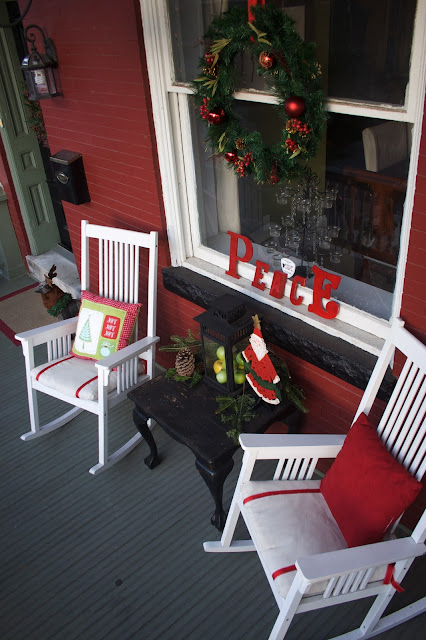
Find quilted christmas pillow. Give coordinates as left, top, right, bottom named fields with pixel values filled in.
left=71, top=291, right=141, bottom=361
left=321, top=412, right=422, bottom=547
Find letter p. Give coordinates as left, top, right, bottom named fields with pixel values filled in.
left=225, top=231, right=253, bottom=279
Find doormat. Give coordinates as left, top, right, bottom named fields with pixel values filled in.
left=0, top=285, right=56, bottom=345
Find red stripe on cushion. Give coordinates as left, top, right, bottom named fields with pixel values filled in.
left=272, top=565, right=296, bottom=580
left=243, top=488, right=321, bottom=504
left=36, top=356, right=74, bottom=381
left=75, top=376, right=98, bottom=398
left=383, top=563, right=404, bottom=593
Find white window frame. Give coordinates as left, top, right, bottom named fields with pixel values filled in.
left=140, top=0, right=426, bottom=354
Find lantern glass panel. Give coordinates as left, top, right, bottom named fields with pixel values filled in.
left=22, top=50, right=58, bottom=101
left=195, top=294, right=253, bottom=395
left=30, top=66, right=57, bottom=100
left=204, top=335, right=227, bottom=387
left=202, top=333, right=250, bottom=392
left=232, top=337, right=249, bottom=387
left=23, top=70, right=37, bottom=101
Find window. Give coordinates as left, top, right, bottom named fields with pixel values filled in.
left=140, top=0, right=426, bottom=347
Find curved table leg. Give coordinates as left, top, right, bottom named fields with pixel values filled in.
left=195, top=456, right=234, bottom=531
left=133, top=407, right=161, bottom=469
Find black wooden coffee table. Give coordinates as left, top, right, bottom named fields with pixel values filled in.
left=128, top=373, right=300, bottom=530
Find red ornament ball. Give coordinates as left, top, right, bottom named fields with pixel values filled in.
left=206, top=107, right=226, bottom=125
left=224, top=150, right=238, bottom=164
left=205, top=53, right=215, bottom=67
left=268, top=173, right=279, bottom=185
left=259, top=51, right=275, bottom=70
left=284, top=96, right=306, bottom=118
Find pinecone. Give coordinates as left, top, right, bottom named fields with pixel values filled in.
left=175, top=347, right=195, bottom=377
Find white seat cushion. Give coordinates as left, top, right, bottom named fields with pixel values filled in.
left=241, top=479, right=387, bottom=598
left=240, top=479, right=348, bottom=598
left=31, top=355, right=118, bottom=402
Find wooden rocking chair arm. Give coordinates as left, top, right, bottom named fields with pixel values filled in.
left=95, top=335, right=160, bottom=371
left=15, top=317, right=78, bottom=347
left=239, top=433, right=346, bottom=460
left=296, top=537, right=425, bottom=583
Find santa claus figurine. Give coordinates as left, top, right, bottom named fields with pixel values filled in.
left=243, top=315, right=281, bottom=404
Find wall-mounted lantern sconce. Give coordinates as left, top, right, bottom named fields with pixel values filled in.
left=21, top=24, right=59, bottom=101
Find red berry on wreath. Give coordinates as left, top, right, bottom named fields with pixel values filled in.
left=243, top=152, right=253, bottom=167
left=259, top=51, right=275, bottom=70
left=285, top=139, right=299, bottom=153
left=205, top=53, right=215, bottom=67
left=284, top=96, right=306, bottom=118
left=225, top=150, right=238, bottom=164
left=206, top=107, right=226, bottom=125
left=236, top=160, right=246, bottom=177
left=199, top=97, right=210, bottom=120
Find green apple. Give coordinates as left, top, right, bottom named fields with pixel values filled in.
left=216, top=370, right=227, bottom=384
left=216, top=345, right=226, bottom=361
left=235, top=351, right=245, bottom=368
left=234, top=370, right=246, bottom=385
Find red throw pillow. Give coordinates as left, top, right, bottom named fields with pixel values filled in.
left=71, top=291, right=141, bottom=361
left=321, top=413, right=422, bottom=547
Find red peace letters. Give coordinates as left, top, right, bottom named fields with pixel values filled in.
left=225, top=230, right=341, bottom=320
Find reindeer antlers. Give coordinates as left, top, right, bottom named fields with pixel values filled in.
left=45, top=265, right=57, bottom=287
left=47, top=265, right=57, bottom=279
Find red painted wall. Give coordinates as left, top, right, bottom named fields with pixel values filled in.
left=402, top=97, right=426, bottom=345
left=15, top=0, right=425, bottom=527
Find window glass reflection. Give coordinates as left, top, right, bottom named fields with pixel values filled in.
left=168, top=0, right=416, bottom=106
left=191, top=102, right=410, bottom=319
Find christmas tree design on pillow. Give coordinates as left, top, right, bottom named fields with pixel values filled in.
left=71, top=291, right=141, bottom=361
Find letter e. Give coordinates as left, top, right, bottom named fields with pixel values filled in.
left=308, top=265, right=341, bottom=319
left=252, top=261, right=270, bottom=291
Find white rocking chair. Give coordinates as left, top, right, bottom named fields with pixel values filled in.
left=16, top=220, right=159, bottom=475
left=204, top=319, right=426, bottom=640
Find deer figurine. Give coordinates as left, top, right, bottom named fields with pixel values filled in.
left=34, top=265, right=81, bottom=320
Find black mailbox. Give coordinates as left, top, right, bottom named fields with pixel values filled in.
left=49, top=150, right=90, bottom=205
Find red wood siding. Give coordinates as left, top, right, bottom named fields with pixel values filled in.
left=402, top=96, right=426, bottom=345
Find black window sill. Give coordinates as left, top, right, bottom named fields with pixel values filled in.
left=162, top=266, right=395, bottom=401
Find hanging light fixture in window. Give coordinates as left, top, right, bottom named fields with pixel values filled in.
left=21, top=24, right=59, bottom=101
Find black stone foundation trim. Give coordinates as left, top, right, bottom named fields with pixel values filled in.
left=162, top=266, right=395, bottom=401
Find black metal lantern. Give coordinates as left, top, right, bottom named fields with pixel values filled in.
left=194, top=295, right=253, bottom=396
left=21, top=24, right=58, bottom=101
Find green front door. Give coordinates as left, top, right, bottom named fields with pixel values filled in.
left=0, top=3, right=60, bottom=255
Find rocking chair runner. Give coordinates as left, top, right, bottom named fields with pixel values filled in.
left=15, top=220, right=159, bottom=475
left=204, top=319, right=426, bottom=640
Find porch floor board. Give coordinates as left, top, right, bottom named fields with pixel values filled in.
left=1, top=324, right=425, bottom=639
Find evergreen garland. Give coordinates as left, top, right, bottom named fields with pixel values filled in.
left=215, top=390, right=257, bottom=445
left=23, top=87, right=49, bottom=148
left=192, top=5, right=327, bottom=185
left=46, top=293, right=73, bottom=317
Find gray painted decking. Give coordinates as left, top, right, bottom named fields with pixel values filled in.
left=1, top=279, right=425, bottom=639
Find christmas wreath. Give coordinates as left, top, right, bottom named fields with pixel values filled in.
left=192, top=3, right=327, bottom=185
